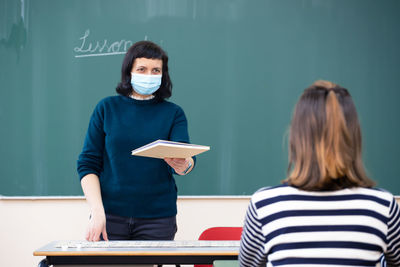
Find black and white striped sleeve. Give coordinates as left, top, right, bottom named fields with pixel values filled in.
left=239, top=198, right=267, bottom=267
left=385, top=197, right=400, bottom=265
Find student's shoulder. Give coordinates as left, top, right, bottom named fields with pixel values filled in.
left=254, top=183, right=292, bottom=194
left=355, top=186, right=396, bottom=203
left=251, top=184, right=294, bottom=203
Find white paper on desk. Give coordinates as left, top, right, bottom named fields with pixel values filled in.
left=131, top=140, right=210, bottom=159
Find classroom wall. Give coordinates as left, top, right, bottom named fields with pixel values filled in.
left=2, top=196, right=400, bottom=266
left=0, top=197, right=250, bottom=267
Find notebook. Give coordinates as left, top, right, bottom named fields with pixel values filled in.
left=131, top=140, right=210, bottom=159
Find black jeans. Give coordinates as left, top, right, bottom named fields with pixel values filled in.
left=102, top=213, right=177, bottom=240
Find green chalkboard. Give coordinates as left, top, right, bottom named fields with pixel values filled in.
left=1, top=0, right=399, bottom=196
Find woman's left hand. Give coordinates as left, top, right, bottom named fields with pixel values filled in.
left=164, top=157, right=193, bottom=175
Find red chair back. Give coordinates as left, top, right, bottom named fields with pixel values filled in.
left=195, top=227, right=243, bottom=267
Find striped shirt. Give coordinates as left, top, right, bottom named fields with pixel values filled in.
left=239, top=184, right=400, bottom=267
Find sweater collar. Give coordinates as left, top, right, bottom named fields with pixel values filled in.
left=119, top=95, right=160, bottom=105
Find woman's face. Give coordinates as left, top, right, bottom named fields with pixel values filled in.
left=131, top=57, right=162, bottom=75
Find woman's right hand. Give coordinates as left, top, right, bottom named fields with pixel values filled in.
left=81, top=174, right=108, bottom=242
left=86, top=210, right=108, bottom=241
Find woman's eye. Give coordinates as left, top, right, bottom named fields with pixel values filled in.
left=153, top=69, right=161, bottom=74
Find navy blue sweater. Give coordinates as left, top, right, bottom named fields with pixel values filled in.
left=77, top=95, right=192, bottom=218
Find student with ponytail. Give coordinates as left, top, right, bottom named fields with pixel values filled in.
left=239, top=81, right=400, bottom=266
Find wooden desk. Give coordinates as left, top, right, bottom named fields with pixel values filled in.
left=34, top=240, right=239, bottom=265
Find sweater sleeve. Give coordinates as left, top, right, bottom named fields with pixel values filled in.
left=76, top=101, right=105, bottom=180
left=169, top=106, right=190, bottom=143
left=385, top=196, right=400, bottom=265
left=239, top=198, right=267, bottom=267
left=168, top=105, right=197, bottom=170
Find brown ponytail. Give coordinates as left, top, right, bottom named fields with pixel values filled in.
left=318, top=90, right=352, bottom=179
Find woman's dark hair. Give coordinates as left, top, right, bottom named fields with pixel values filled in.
left=116, top=41, right=172, bottom=99
left=284, top=80, right=375, bottom=191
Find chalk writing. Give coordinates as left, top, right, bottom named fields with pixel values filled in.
left=74, top=29, right=133, bottom=58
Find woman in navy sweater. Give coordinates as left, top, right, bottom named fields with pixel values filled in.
left=77, top=41, right=194, bottom=242
left=239, top=81, right=400, bottom=266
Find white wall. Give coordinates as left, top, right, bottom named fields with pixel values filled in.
left=0, top=196, right=250, bottom=267
left=3, top=196, right=399, bottom=267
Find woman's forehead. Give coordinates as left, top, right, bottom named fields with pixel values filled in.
left=133, top=57, right=162, bottom=67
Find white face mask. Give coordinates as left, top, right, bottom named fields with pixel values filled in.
left=131, top=73, right=162, bottom=95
